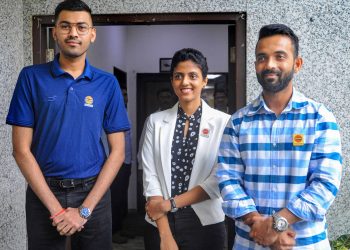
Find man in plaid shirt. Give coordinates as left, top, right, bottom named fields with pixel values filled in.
left=217, top=24, right=342, bottom=250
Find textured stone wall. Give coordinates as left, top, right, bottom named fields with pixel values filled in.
left=0, top=0, right=26, bottom=249
left=1, top=0, right=348, bottom=248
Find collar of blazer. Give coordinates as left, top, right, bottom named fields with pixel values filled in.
left=159, top=99, right=218, bottom=197
left=162, top=99, right=216, bottom=124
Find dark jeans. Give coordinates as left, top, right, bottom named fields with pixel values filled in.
left=226, top=216, right=236, bottom=250
left=110, top=163, right=131, bottom=233
left=144, top=207, right=226, bottom=250
left=26, top=178, right=112, bottom=250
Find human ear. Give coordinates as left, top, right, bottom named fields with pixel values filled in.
left=90, top=27, right=96, bottom=43
left=294, top=56, right=303, bottom=73
left=202, top=77, right=208, bottom=88
left=52, top=27, right=57, bottom=41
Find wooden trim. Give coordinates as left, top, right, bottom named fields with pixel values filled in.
left=92, top=12, right=240, bottom=25
left=235, top=13, right=247, bottom=110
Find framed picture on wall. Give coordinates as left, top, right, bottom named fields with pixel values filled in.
left=159, top=58, right=172, bottom=72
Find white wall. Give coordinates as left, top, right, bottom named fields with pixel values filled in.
left=89, top=24, right=229, bottom=209
left=88, top=26, right=127, bottom=73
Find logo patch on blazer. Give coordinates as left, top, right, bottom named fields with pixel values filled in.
left=200, top=128, right=210, bottom=138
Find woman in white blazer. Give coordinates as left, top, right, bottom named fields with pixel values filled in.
left=142, top=48, right=230, bottom=250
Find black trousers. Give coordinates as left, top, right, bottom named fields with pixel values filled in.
left=144, top=207, right=226, bottom=250
left=26, top=179, right=112, bottom=250
left=110, top=163, right=131, bottom=233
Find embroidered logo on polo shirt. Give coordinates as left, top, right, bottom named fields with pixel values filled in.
left=47, top=96, right=57, bottom=101
left=293, top=134, right=304, bottom=146
left=84, top=96, right=94, bottom=108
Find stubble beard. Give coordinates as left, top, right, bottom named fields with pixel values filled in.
left=57, top=37, right=89, bottom=59
left=257, top=69, right=294, bottom=93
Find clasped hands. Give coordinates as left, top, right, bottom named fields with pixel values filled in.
left=244, top=213, right=296, bottom=250
left=51, top=207, right=87, bottom=236
left=145, top=199, right=171, bottom=222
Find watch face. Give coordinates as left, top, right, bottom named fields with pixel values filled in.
left=276, top=218, right=288, bottom=230
left=277, top=219, right=287, bottom=228
left=80, top=207, right=91, bottom=218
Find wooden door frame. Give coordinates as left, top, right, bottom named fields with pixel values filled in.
left=33, top=12, right=246, bottom=110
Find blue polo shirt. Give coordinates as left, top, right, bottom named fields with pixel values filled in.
left=6, top=54, right=130, bottom=178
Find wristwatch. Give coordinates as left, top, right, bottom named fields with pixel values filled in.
left=169, top=197, right=178, bottom=213
left=78, top=205, right=91, bottom=220
left=272, top=212, right=289, bottom=232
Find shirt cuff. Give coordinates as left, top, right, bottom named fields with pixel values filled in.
left=287, top=195, right=326, bottom=222
left=222, top=199, right=257, bottom=219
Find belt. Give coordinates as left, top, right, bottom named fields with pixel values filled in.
left=45, top=176, right=97, bottom=189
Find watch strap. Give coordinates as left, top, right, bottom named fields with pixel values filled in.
left=169, top=197, right=178, bottom=213
left=272, top=212, right=288, bottom=232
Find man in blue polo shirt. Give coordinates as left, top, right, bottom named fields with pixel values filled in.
left=217, top=24, right=342, bottom=249
left=6, top=1, right=129, bottom=249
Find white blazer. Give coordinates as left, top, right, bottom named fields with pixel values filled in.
left=142, top=100, right=230, bottom=226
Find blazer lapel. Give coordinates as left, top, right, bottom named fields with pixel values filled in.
left=159, top=104, right=178, bottom=197
left=189, top=101, right=215, bottom=188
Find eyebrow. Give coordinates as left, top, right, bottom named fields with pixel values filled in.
left=256, top=52, right=266, bottom=57
left=174, top=71, right=199, bottom=74
left=58, top=21, right=89, bottom=25
left=274, top=50, right=288, bottom=55
left=256, top=50, right=288, bottom=57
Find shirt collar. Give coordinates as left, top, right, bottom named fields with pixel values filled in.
left=247, top=88, right=309, bottom=116
left=50, top=53, right=93, bottom=80
left=178, top=104, right=202, bottom=121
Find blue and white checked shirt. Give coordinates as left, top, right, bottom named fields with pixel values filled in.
left=217, top=89, right=342, bottom=250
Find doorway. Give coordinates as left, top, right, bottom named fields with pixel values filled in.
left=32, top=12, right=246, bottom=249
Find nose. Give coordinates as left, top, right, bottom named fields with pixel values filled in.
left=265, top=57, right=277, bottom=70
left=68, top=24, right=79, bottom=36
left=182, top=75, right=191, bottom=85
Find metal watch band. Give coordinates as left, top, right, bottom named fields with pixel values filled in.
left=272, top=212, right=288, bottom=232
left=169, top=197, right=178, bottom=213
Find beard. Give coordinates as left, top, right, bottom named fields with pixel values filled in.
left=257, top=68, right=294, bottom=93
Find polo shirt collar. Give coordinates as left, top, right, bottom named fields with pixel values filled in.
left=51, top=53, right=93, bottom=80
left=247, top=87, right=309, bottom=116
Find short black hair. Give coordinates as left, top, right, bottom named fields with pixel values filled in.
left=170, top=48, right=208, bottom=78
left=55, top=0, right=92, bottom=23
left=258, top=24, right=299, bottom=57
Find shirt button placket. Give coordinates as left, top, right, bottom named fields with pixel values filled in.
left=271, top=118, right=279, bottom=209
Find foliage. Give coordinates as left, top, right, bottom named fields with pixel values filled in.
left=331, top=234, right=350, bottom=250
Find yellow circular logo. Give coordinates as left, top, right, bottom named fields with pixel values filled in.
left=85, top=96, right=93, bottom=105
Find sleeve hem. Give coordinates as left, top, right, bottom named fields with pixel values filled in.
left=105, top=125, right=130, bottom=134
left=6, top=120, right=34, bottom=128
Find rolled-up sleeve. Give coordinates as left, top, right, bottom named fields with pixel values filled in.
left=199, top=161, right=222, bottom=199
left=287, top=106, right=342, bottom=221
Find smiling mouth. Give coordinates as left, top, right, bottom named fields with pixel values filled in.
left=65, top=40, right=81, bottom=45
left=264, top=73, right=278, bottom=78
left=181, top=88, right=192, bottom=94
